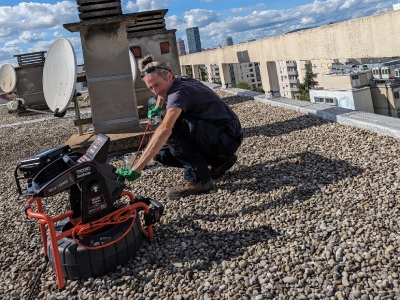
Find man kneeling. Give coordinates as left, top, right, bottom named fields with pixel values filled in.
left=116, top=54, right=243, bottom=199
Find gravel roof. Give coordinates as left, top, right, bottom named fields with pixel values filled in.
left=0, top=90, right=399, bottom=299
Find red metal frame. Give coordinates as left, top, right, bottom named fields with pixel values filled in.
left=24, top=191, right=153, bottom=289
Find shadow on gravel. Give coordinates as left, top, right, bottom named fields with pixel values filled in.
left=217, top=151, right=363, bottom=206
left=146, top=221, right=279, bottom=273
left=222, top=95, right=254, bottom=106
left=243, top=115, right=332, bottom=138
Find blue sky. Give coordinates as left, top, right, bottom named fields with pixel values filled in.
left=0, top=0, right=397, bottom=66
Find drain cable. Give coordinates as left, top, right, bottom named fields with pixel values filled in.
left=27, top=258, right=49, bottom=300
left=25, top=119, right=154, bottom=296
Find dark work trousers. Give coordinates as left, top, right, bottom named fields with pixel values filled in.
left=154, top=114, right=242, bottom=182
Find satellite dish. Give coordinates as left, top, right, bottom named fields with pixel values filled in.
left=129, top=51, right=137, bottom=82
left=43, top=38, right=77, bottom=114
left=0, top=63, right=17, bottom=93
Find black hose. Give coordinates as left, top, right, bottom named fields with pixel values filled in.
left=27, top=258, right=49, bottom=300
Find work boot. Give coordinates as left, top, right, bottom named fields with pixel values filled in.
left=210, top=155, right=237, bottom=179
left=167, top=179, right=213, bottom=199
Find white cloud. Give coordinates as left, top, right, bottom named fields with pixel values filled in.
left=0, top=1, right=78, bottom=38
left=184, top=9, right=220, bottom=28
left=0, top=46, right=22, bottom=65
left=125, top=0, right=168, bottom=12
left=300, top=17, right=315, bottom=25
left=231, top=3, right=267, bottom=14
left=5, top=31, right=47, bottom=47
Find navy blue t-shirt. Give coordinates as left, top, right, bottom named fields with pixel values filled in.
left=166, top=77, right=242, bottom=138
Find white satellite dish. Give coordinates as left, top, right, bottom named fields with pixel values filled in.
left=0, top=63, right=17, bottom=93
left=129, top=51, right=137, bottom=82
left=43, top=38, right=77, bottom=114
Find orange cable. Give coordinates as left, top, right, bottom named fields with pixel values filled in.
left=129, top=119, right=153, bottom=168
left=71, top=206, right=137, bottom=250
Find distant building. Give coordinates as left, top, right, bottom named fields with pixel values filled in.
left=276, top=60, right=300, bottom=98
left=230, top=62, right=262, bottom=89
left=224, top=36, right=233, bottom=46
left=309, top=70, right=400, bottom=118
left=176, top=38, right=186, bottom=55
left=394, top=3, right=400, bottom=10
left=309, top=71, right=374, bottom=113
left=186, top=27, right=202, bottom=54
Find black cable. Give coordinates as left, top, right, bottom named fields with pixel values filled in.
left=27, top=258, right=49, bottom=300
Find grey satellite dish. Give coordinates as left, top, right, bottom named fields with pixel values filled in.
left=43, top=38, right=77, bottom=115
left=0, top=63, right=17, bottom=93
left=129, top=51, right=137, bottom=82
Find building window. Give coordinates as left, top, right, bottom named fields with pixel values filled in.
left=314, top=97, right=336, bottom=105
left=160, top=42, right=170, bottom=54
left=130, top=46, right=142, bottom=58
left=351, top=75, right=359, bottom=80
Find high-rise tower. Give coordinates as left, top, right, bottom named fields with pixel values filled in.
left=176, top=37, right=186, bottom=55
left=186, top=27, right=202, bottom=53
left=224, top=36, right=233, bottom=46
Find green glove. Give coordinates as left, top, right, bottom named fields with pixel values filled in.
left=148, top=106, right=161, bottom=118
left=115, top=169, right=141, bottom=182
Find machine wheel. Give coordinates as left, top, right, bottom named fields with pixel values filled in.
left=47, top=215, right=143, bottom=280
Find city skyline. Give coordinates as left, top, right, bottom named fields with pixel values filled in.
left=0, top=0, right=398, bottom=66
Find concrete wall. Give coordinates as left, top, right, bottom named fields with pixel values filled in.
left=128, top=30, right=180, bottom=109
left=15, top=65, right=46, bottom=108
left=179, top=10, right=400, bottom=93
left=353, top=88, right=374, bottom=113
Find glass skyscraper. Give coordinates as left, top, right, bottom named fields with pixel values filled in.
left=186, top=27, right=202, bottom=53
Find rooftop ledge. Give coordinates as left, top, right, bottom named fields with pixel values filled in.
left=200, top=82, right=400, bottom=139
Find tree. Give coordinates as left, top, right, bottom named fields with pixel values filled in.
left=185, top=66, right=193, bottom=78
left=296, top=64, right=318, bottom=101
left=253, top=87, right=265, bottom=93
left=199, top=67, right=208, bottom=81
left=236, top=81, right=252, bottom=90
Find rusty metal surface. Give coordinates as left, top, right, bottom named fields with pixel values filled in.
left=77, top=0, right=120, bottom=4
left=13, top=52, right=46, bottom=67
left=76, top=0, right=122, bottom=21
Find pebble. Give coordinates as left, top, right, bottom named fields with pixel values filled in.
left=1, top=91, right=399, bottom=299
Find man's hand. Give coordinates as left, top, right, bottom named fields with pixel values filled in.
left=115, top=169, right=141, bottom=182
left=148, top=106, right=161, bottom=118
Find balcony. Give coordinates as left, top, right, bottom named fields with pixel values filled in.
left=290, top=86, right=300, bottom=92
left=287, top=70, right=298, bottom=76
left=286, top=62, right=297, bottom=67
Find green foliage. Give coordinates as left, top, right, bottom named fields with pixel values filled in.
left=185, top=66, right=193, bottom=78
left=236, top=81, right=252, bottom=90
left=296, top=64, right=318, bottom=101
left=199, top=67, right=207, bottom=81
left=253, top=87, right=265, bottom=93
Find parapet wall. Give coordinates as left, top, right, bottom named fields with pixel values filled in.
left=180, top=10, right=400, bottom=66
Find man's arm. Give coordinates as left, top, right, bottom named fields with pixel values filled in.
left=156, top=95, right=164, bottom=108
left=132, top=107, right=182, bottom=173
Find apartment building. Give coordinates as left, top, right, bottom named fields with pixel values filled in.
left=370, top=79, right=400, bottom=118
left=276, top=61, right=300, bottom=98
left=309, top=71, right=374, bottom=113
left=231, top=62, right=262, bottom=89
left=309, top=70, right=400, bottom=118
